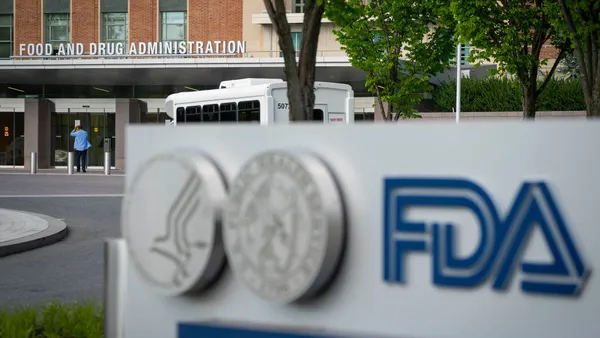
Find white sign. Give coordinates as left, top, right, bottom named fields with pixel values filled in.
left=117, top=122, right=599, bottom=338
left=74, top=120, right=80, bottom=127
left=18, top=40, right=246, bottom=57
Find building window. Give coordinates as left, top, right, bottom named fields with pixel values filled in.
left=102, top=13, right=128, bottom=45
left=46, top=13, right=70, bottom=51
left=160, top=12, right=187, bottom=43
left=0, top=15, right=13, bottom=59
left=280, top=32, right=302, bottom=57
left=293, top=0, right=305, bottom=13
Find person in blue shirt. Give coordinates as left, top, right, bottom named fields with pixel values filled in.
left=70, top=125, right=92, bottom=173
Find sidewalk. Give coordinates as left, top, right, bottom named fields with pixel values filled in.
left=0, top=208, right=68, bottom=257
left=0, top=168, right=125, bottom=176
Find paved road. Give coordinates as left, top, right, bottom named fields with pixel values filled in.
left=0, top=173, right=124, bottom=308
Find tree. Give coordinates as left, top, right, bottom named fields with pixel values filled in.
left=556, top=0, right=600, bottom=117
left=450, top=0, right=570, bottom=119
left=326, top=0, right=456, bottom=121
left=263, top=0, right=326, bottom=121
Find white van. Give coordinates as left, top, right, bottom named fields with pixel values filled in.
left=164, top=78, right=355, bottom=125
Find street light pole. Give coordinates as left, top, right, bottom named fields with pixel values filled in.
left=456, top=42, right=461, bottom=123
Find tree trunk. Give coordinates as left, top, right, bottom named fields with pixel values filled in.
left=522, top=86, right=537, bottom=119
left=585, top=82, right=600, bottom=118
left=262, top=0, right=324, bottom=121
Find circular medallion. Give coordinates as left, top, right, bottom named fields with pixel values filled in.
left=223, top=150, right=346, bottom=304
left=121, top=150, right=227, bottom=296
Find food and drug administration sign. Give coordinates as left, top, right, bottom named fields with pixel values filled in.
left=17, top=40, right=246, bottom=57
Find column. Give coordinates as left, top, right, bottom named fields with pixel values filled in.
left=115, top=99, right=147, bottom=170
left=24, top=98, right=55, bottom=170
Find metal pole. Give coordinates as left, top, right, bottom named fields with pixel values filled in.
left=104, top=152, right=111, bottom=175
left=456, top=43, right=462, bottom=123
left=67, top=152, right=75, bottom=175
left=30, top=152, right=37, bottom=174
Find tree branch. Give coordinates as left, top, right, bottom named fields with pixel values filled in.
left=537, top=41, right=569, bottom=96
left=558, top=0, right=590, bottom=87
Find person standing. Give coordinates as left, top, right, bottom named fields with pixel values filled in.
left=70, top=125, right=92, bottom=173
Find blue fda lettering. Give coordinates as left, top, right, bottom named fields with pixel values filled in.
left=382, top=178, right=591, bottom=296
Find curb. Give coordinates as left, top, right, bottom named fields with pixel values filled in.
left=0, top=210, right=69, bottom=258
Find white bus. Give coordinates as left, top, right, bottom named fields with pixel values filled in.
left=164, top=78, right=355, bottom=126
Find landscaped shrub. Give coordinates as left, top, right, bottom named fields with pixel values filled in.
left=432, top=76, right=585, bottom=112
left=0, top=301, right=103, bottom=338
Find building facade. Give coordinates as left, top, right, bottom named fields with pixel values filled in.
left=0, top=0, right=557, bottom=170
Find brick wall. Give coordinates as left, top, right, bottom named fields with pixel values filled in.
left=540, top=45, right=559, bottom=59
left=130, top=0, right=158, bottom=43
left=189, top=0, right=242, bottom=42
left=14, top=0, right=42, bottom=56
left=72, top=0, right=99, bottom=54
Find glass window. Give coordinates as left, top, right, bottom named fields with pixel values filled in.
left=313, top=109, right=324, bottom=121
left=176, top=107, right=185, bottom=123
left=0, top=15, right=12, bottom=59
left=238, top=101, right=261, bottom=123
left=280, top=32, right=302, bottom=57
left=102, top=13, right=128, bottom=45
left=160, top=11, right=187, bottom=42
left=185, top=106, right=202, bottom=122
left=46, top=13, right=70, bottom=51
left=202, top=104, right=219, bottom=122
left=355, top=112, right=374, bottom=122
left=293, top=0, right=305, bottom=13
left=220, top=103, right=237, bottom=122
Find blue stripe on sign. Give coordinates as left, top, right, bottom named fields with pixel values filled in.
left=178, top=323, right=339, bottom=338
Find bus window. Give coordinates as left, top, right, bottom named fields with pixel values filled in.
left=176, top=107, right=185, bottom=123
left=186, top=106, right=202, bottom=122
left=202, top=104, right=219, bottom=122
left=220, top=103, right=237, bottom=122
left=313, top=109, right=324, bottom=121
left=238, top=100, right=260, bottom=123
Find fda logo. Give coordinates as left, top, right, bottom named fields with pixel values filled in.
left=383, top=178, right=591, bottom=296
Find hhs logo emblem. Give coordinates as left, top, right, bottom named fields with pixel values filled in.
left=383, top=178, right=591, bottom=296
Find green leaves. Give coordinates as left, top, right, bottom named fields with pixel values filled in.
left=326, top=0, right=456, bottom=120
left=433, top=76, right=585, bottom=112
left=0, top=301, right=104, bottom=338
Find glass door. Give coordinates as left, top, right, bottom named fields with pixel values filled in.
left=53, top=110, right=115, bottom=167
left=54, top=110, right=91, bottom=166
left=88, top=111, right=116, bottom=167
left=89, top=113, right=105, bottom=166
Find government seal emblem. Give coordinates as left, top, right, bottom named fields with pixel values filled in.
left=223, top=150, right=346, bottom=304
left=121, top=150, right=227, bottom=296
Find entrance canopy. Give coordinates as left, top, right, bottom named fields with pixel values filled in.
left=0, top=57, right=366, bottom=86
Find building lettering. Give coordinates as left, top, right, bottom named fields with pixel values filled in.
left=18, top=41, right=247, bottom=57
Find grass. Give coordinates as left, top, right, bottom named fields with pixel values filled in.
left=0, top=301, right=103, bottom=338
